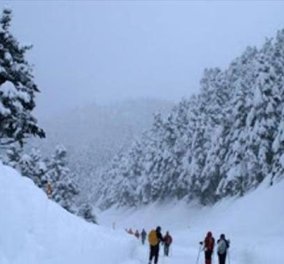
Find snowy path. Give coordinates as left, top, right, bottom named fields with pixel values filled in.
left=123, top=234, right=234, bottom=264
left=134, top=244, right=197, bottom=264
left=99, top=179, right=284, bottom=264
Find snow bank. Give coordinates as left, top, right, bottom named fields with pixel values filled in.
left=100, top=180, right=284, bottom=264
left=0, top=162, right=137, bottom=264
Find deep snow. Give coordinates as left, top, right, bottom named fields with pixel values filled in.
left=0, top=161, right=283, bottom=264
left=0, top=162, right=137, bottom=264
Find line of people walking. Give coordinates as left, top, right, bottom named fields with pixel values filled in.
left=126, top=226, right=173, bottom=264
left=125, top=227, right=172, bottom=256
left=127, top=226, right=229, bottom=264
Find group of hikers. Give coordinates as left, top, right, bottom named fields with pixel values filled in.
left=126, top=226, right=173, bottom=260
left=126, top=228, right=144, bottom=240
left=129, top=226, right=229, bottom=264
left=148, top=226, right=173, bottom=264
left=199, top=231, right=230, bottom=264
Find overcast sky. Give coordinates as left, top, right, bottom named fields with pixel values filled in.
left=2, top=1, right=284, bottom=118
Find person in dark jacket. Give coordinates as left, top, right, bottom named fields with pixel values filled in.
left=141, top=229, right=147, bottom=245
left=163, top=231, right=173, bottom=256
left=200, top=231, right=215, bottom=264
left=148, top=226, right=164, bottom=264
left=217, top=234, right=230, bottom=264
left=135, top=230, right=140, bottom=239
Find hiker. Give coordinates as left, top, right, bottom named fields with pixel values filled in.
left=163, top=231, right=173, bottom=256
left=148, top=226, right=164, bottom=264
left=128, top=228, right=134, bottom=235
left=46, top=181, right=52, bottom=198
left=141, top=229, right=147, bottom=245
left=135, top=230, right=140, bottom=239
left=200, top=231, right=215, bottom=264
left=217, top=234, right=230, bottom=264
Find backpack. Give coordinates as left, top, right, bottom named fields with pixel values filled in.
left=165, top=235, right=172, bottom=245
left=205, top=237, right=214, bottom=251
left=148, top=230, right=158, bottom=246
left=217, top=239, right=227, bottom=254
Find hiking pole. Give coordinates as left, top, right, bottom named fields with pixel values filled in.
left=227, top=249, right=230, bottom=264
left=196, top=243, right=202, bottom=264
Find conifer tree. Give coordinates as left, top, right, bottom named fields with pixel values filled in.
left=77, top=203, right=97, bottom=224
left=46, top=146, right=79, bottom=212
left=0, top=9, right=45, bottom=147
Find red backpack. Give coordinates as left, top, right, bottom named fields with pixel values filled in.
left=205, top=236, right=215, bottom=251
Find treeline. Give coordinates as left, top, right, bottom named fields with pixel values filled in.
left=97, top=29, right=284, bottom=208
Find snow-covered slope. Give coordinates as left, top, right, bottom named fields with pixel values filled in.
left=99, top=180, right=284, bottom=264
left=0, top=162, right=138, bottom=264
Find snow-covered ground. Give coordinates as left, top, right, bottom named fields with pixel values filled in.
left=0, top=162, right=137, bottom=264
left=1, top=161, right=283, bottom=264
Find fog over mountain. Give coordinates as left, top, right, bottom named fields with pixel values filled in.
left=29, top=98, right=173, bottom=203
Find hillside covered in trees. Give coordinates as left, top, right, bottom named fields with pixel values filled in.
left=31, top=99, right=173, bottom=204
left=96, top=29, right=284, bottom=208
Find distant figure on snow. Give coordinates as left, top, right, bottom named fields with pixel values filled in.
left=141, top=229, right=147, bottom=245
left=128, top=228, right=134, bottom=235
left=46, top=181, right=52, bottom=198
left=217, top=234, right=230, bottom=264
left=135, top=229, right=140, bottom=239
left=163, top=231, right=173, bottom=256
left=148, top=226, right=164, bottom=264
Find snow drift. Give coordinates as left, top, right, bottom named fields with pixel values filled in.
left=0, top=162, right=137, bottom=264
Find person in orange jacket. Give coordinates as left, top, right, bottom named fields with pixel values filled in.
left=46, top=181, right=52, bottom=198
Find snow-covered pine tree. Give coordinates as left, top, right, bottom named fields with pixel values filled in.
left=4, top=146, right=48, bottom=189
left=196, top=68, right=231, bottom=204
left=270, top=29, right=284, bottom=184
left=0, top=9, right=45, bottom=147
left=20, top=148, right=48, bottom=188
left=217, top=47, right=258, bottom=197
left=77, top=203, right=97, bottom=224
left=188, top=70, right=219, bottom=204
left=4, top=144, right=22, bottom=169
left=46, top=145, right=79, bottom=212
left=244, top=40, right=280, bottom=188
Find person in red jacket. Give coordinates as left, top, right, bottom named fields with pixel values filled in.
left=163, top=231, right=173, bottom=256
left=200, top=231, right=215, bottom=264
